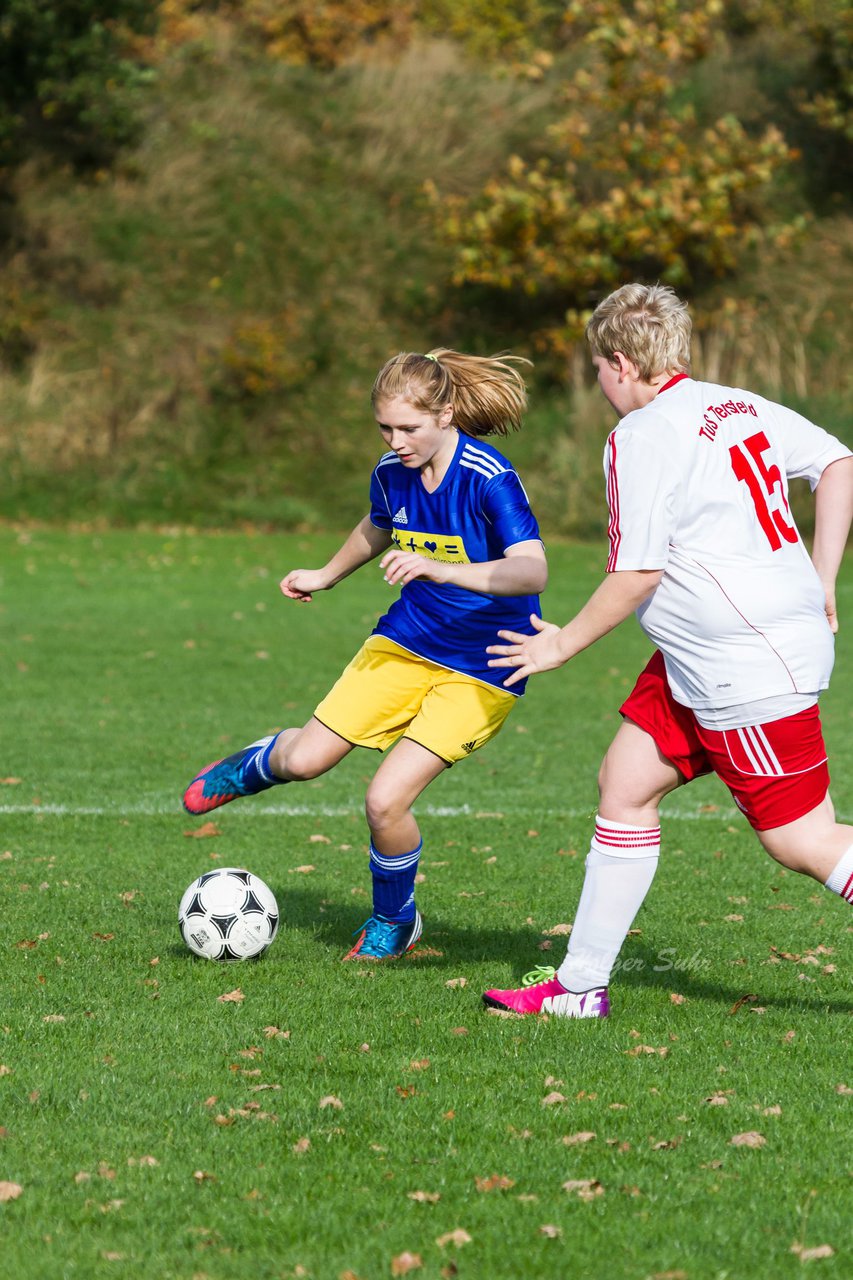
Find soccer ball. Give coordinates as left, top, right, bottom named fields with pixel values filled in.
left=178, top=868, right=279, bottom=961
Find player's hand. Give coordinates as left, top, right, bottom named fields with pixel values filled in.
left=486, top=614, right=567, bottom=688
left=279, top=569, right=329, bottom=602
left=825, top=586, right=839, bottom=634
left=380, top=549, right=448, bottom=588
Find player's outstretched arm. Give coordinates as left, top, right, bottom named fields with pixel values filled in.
left=811, top=455, right=853, bottom=634
left=280, top=516, right=393, bottom=602
left=488, top=569, right=662, bottom=688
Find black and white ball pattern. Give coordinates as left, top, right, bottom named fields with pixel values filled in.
left=178, top=868, right=279, bottom=960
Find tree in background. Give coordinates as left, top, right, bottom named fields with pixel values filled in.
left=430, top=0, right=802, bottom=352
left=153, top=0, right=565, bottom=70
left=0, top=1, right=154, bottom=181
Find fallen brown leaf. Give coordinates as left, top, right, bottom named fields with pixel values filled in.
left=539, top=1225, right=562, bottom=1238
left=728, top=994, right=759, bottom=1014
left=562, top=1178, right=604, bottom=1201
left=790, top=1243, right=835, bottom=1261
left=408, top=1190, right=440, bottom=1203
left=436, top=1229, right=472, bottom=1249
left=217, top=989, right=245, bottom=1003
left=475, top=1174, right=515, bottom=1192
left=319, top=1095, right=343, bottom=1110
left=183, top=821, right=221, bottom=839
left=730, top=1131, right=766, bottom=1148
left=0, top=1181, right=23, bottom=1201
left=391, top=1253, right=423, bottom=1275
left=562, top=1131, right=596, bottom=1145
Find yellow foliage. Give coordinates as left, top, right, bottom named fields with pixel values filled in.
left=149, top=1, right=415, bottom=67
left=218, top=312, right=311, bottom=399
left=432, top=0, right=799, bottom=350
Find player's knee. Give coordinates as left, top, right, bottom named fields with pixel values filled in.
left=364, top=783, right=406, bottom=832
left=597, top=749, right=626, bottom=808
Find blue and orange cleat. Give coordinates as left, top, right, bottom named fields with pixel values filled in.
left=183, top=736, right=278, bottom=815
left=342, top=911, right=423, bottom=961
left=482, top=966, right=610, bottom=1018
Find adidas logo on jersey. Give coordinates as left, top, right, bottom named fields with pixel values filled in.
left=461, top=740, right=477, bottom=754
left=392, top=507, right=408, bottom=525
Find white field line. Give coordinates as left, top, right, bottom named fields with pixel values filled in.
left=2, top=801, right=849, bottom=822
left=1, top=800, right=736, bottom=820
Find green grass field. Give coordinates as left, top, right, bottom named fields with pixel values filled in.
left=2, top=528, right=851, bottom=1279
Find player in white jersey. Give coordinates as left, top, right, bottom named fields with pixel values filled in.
left=481, top=282, right=853, bottom=1019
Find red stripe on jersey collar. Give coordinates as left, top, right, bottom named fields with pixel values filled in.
left=657, top=372, right=689, bottom=395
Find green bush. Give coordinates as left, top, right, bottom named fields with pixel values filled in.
left=0, top=1, right=155, bottom=173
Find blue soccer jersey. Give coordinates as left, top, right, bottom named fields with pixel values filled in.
left=368, top=432, right=542, bottom=693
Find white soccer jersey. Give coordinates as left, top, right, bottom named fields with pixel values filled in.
left=604, top=374, right=852, bottom=710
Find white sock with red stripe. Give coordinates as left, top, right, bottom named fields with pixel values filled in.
left=557, top=817, right=661, bottom=993
left=824, top=844, right=853, bottom=904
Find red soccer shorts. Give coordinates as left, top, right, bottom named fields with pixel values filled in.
left=620, top=651, right=830, bottom=832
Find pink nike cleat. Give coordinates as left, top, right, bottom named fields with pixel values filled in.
left=482, top=966, right=610, bottom=1018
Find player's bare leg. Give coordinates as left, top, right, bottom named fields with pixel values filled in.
left=597, top=718, right=684, bottom=825
left=345, top=738, right=448, bottom=961
left=757, top=794, right=853, bottom=901
left=267, top=716, right=354, bottom=781
left=364, top=737, right=448, bottom=854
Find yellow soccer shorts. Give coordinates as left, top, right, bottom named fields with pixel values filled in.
left=314, top=635, right=516, bottom=764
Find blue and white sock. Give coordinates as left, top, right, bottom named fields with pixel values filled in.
left=240, top=734, right=287, bottom=791
left=369, top=840, right=422, bottom=923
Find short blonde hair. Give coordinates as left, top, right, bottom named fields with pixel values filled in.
left=371, top=349, right=531, bottom=438
left=586, top=283, right=692, bottom=381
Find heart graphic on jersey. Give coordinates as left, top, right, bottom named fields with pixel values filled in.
left=424, top=540, right=438, bottom=553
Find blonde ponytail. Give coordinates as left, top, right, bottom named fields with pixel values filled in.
left=371, top=349, right=531, bottom=438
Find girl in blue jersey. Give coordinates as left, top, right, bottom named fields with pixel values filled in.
left=183, top=350, right=547, bottom=959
